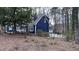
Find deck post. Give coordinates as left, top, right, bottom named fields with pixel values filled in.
left=35, top=25, right=36, bottom=35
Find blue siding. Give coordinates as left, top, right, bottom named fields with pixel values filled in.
left=36, top=15, right=49, bottom=32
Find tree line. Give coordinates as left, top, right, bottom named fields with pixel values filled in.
left=0, top=7, right=32, bottom=33
left=50, top=7, right=79, bottom=44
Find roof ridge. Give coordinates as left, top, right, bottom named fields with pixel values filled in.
left=34, top=14, right=46, bottom=25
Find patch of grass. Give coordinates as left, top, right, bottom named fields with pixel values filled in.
left=62, top=31, right=74, bottom=41
left=37, top=29, right=49, bottom=37
left=27, top=33, right=32, bottom=36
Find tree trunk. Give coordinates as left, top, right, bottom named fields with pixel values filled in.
left=72, top=7, right=79, bottom=43
left=24, top=24, right=28, bottom=38
left=74, top=8, right=79, bottom=44
left=53, top=13, right=57, bottom=33
left=64, top=8, right=70, bottom=41
left=12, top=8, right=17, bottom=33
left=66, top=8, right=69, bottom=40
left=13, top=21, right=16, bottom=33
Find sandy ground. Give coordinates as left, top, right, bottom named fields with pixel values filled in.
left=0, top=33, right=79, bottom=51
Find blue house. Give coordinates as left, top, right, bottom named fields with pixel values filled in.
left=4, top=14, right=49, bottom=34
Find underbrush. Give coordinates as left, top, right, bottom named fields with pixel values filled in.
left=37, top=29, right=49, bottom=37
left=62, top=31, right=74, bottom=41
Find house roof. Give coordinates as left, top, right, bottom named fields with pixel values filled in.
left=33, top=14, right=49, bottom=25
left=28, top=14, right=49, bottom=26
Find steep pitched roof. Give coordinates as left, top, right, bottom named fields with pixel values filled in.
left=33, top=14, right=49, bottom=25
left=28, top=14, right=49, bottom=26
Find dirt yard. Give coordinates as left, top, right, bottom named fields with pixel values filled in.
left=0, top=33, right=79, bottom=51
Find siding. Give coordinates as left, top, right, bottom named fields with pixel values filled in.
left=36, top=16, right=49, bottom=32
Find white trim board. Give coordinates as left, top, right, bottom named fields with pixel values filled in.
left=33, top=14, right=49, bottom=25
